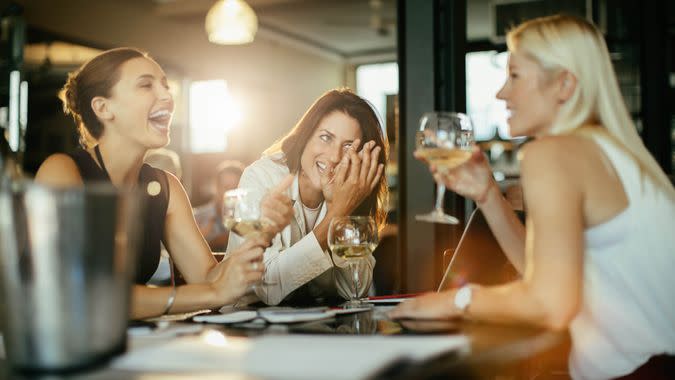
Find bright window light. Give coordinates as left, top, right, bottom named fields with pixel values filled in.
left=189, top=80, right=242, bottom=153
left=466, top=51, right=510, bottom=141
left=356, top=62, right=398, bottom=136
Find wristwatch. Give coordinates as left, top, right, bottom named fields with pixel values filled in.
left=454, top=284, right=473, bottom=314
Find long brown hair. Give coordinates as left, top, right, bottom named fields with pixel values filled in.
left=265, top=88, right=389, bottom=229
left=59, top=47, right=149, bottom=148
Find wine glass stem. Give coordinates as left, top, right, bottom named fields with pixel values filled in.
left=435, top=184, right=446, bottom=214
left=349, top=261, right=360, bottom=301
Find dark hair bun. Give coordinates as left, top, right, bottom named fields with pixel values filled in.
left=59, top=71, right=80, bottom=118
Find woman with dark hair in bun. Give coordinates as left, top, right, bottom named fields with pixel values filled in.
left=35, top=47, right=294, bottom=319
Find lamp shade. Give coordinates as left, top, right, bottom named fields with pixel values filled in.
left=205, top=0, right=258, bottom=45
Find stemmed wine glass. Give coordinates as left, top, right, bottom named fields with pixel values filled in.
left=222, top=188, right=276, bottom=286
left=328, top=216, right=378, bottom=309
left=415, top=112, right=475, bottom=224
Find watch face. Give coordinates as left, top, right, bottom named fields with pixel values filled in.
left=455, top=286, right=472, bottom=311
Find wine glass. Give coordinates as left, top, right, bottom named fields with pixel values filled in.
left=328, top=216, right=378, bottom=309
left=415, top=112, right=475, bottom=224
left=222, top=188, right=276, bottom=286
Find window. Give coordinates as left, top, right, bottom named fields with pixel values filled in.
left=188, top=80, right=242, bottom=153
left=356, top=62, right=398, bottom=135
left=466, top=50, right=510, bottom=141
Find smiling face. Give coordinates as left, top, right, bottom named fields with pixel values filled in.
left=299, top=110, right=363, bottom=191
left=496, top=51, right=561, bottom=137
left=102, top=57, right=174, bottom=148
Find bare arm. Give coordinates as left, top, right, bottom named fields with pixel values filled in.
left=475, top=180, right=527, bottom=273
left=36, top=155, right=264, bottom=319
left=392, top=139, right=584, bottom=330
left=425, top=147, right=526, bottom=273
left=162, top=172, right=218, bottom=282
left=130, top=240, right=265, bottom=319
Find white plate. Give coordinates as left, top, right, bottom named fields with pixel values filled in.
left=193, top=310, right=258, bottom=324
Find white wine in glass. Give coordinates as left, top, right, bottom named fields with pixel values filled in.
left=222, top=188, right=276, bottom=286
left=414, top=147, right=472, bottom=170
left=330, top=242, right=379, bottom=260
left=415, top=112, right=475, bottom=224
left=328, top=216, right=378, bottom=309
left=223, top=218, right=271, bottom=238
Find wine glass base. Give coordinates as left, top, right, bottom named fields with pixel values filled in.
left=342, top=300, right=372, bottom=309
left=415, top=211, right=459, bottom=225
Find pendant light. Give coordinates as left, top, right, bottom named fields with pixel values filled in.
left=205, top=0, right=258, bottom=45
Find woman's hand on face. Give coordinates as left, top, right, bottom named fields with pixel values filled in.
left=415, top=146, right=496, bottom=205
left=209, top=236, right=266, bottom=305
left=387, top=291, right=459, bottom=320
left=323, top=139, right=384, bottom=216
left=260, top=174, right=294, bottom=239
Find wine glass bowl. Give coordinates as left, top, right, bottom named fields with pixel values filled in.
left=328, top=216, right=378, bottom=309
left=222, top=188, right=275, bottom=287
left=415, top=112, right=475, bottom=224
left=222, top=188, right=270, bottom=237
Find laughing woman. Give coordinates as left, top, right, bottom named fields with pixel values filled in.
left=35, top=48, right=293, bottom=319
left=227, top=89, right=388, bottom=306
left=390, top=15, right=675, bottom=379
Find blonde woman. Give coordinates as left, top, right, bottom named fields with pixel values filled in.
left=390, top=15, right=675, bottom=379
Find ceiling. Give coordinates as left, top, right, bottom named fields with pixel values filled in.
left=150, top=0, right=397, bottom=60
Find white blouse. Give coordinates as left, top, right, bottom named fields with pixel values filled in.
left=226, top=154, right=376, bottom=306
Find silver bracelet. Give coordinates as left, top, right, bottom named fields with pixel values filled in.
left=163, top=285, right=177, bottom=315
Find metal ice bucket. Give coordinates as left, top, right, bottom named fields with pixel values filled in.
left=0, top=180, right=142, bottom=372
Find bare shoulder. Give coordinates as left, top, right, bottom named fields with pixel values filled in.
left=163, top=170, right=193, bottom=214
left=519, top=135, right=593, bottom=177
left=35, top=153, right=83, bottom=187
left=519, top=136, right=587, bottom=198
left=164, top=170, right=186, bottom=196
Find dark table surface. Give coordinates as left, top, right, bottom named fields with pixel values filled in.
left=0, top=306, right=568, bottom=380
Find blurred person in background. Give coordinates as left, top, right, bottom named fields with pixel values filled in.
left=35, top=47, right=293, bottom=319
left=145, top=147, right=183, bottom=180
left=227, top=88, right=388, bottom=306
left=390, top=15, right=675, bottom=380
left=194, top=160, right=245, bottom=251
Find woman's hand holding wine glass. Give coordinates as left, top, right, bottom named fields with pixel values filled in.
left=416, top=145, right=499, bottom=207
left=221, top=177, right=293, bottom=290
left=208, top=237, right=265, bottom=305
left=414, top=112, right=476, bottom=224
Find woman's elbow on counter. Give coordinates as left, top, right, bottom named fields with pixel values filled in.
left=541, top=299, right=580, bottom=331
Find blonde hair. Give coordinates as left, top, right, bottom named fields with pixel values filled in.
left=507, top=14, right=674, bottom=199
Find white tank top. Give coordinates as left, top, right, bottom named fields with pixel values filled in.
left=568, top=135, right=675, bottom=379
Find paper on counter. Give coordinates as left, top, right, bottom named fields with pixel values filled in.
left=244, top=335, right=470, bottom=380
left=114, top=330, right=469, bottom=379
left=114, top=330, right=250, bottom=372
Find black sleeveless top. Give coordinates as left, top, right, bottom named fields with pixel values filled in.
left=69, top=147, right=170, bottom=285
